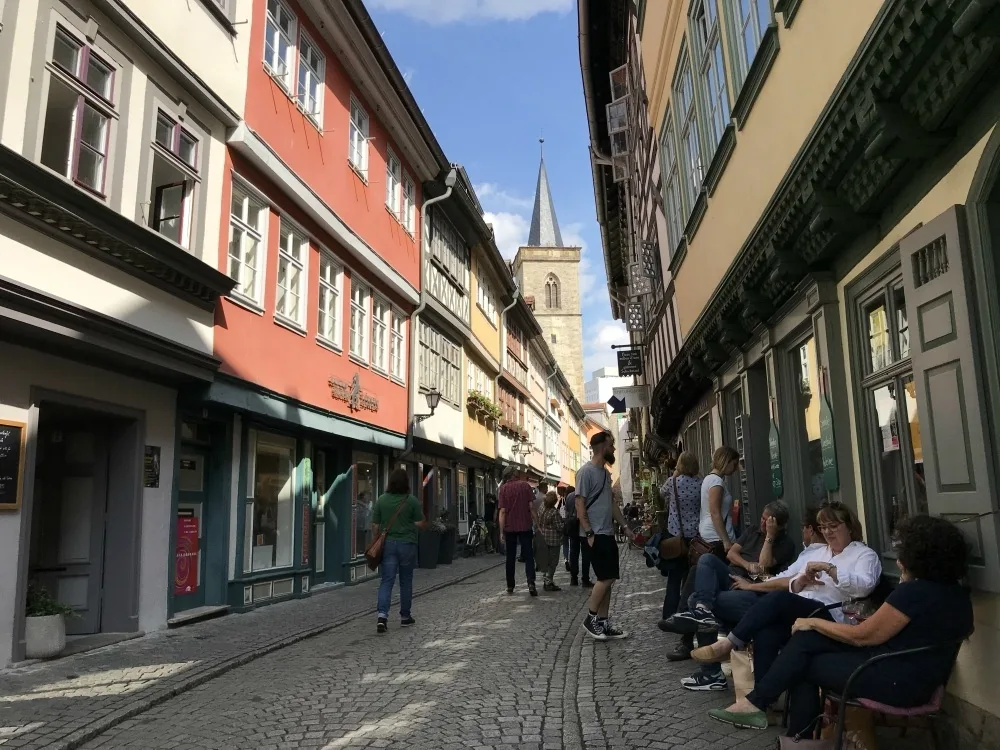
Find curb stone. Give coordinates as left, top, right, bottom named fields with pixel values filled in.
left=45, top=559, right=504, bottom=750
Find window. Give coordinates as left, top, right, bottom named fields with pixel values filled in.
left=350, top=280, right=370, bottom=361
left=477, top=272, right=497, bottom=325
left=264, top=0, right=296, bottom=91
left=385, top=148, right=401, bottom=216
left=551, top=334, right=557, bottom=344
left=793, top=337, right=826, bottom=508
left=371, top=296, right=389, bottom=373
left=402, top=173, right=416, bottom=233
left=390, top=309, right=406, bottom=383
left=429, top=209, right=469, bottom=289
left=545, top=274, right=561, bottom=309
left=41, top=26, right=116, bottom=196
left=317, top=252, right=343, bottom=347
left=660, top=114, right=685, bottom=253
left=692, top=0, right=730, bottom=150
left=276, top=221, right=307, bottom=326
left=728, top=0, right=772, bottom=84
left=349, top=96, right=369, bottom=175
left=353, top=454, right=377, bottom=559
left=297, top=33, right=324, bottom=123
left=148, top=111, right=200, bottom=247
left=245, top=431, right=295, bottom=571
left=228, top=182, right=267, bottom=305
left=674, top=52, right=703, bottom=207
left=419, top=322, right=461, bottom=405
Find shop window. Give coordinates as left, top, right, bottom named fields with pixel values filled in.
left=353, top=454, right=376, bottom=558
left=457, top=467, right=468, bottom=526
left=794, top=336, right=826, bottom=507
left=245, top=431, right=295, bottom=572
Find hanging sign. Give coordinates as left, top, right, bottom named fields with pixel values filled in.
left=144, top=445, right=161, bottom=489
left=329, top=374, right=379, bottom=412
left=768, top=398, right=784, bottom=498
left=174, top=514, right=199, bottom=595
left=617, top=348, right=643, bottom=377
left=818, top=367, right=840, bottom=492
left=0, top=420, right=26, bottom=510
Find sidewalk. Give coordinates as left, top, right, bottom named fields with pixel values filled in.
left=0, top=555, right=503, bottom=750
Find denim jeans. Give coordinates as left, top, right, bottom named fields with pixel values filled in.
left=377, top=539, right=417, bottom=619
left=689, top=554, right=734, bottom=609
left=505, top=530, right=535, bottom=588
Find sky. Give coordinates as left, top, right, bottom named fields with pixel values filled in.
left=366, top=0, right=629, bottom=386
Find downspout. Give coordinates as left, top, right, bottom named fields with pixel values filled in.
left=401, top=167, right=458, bottom=458
left=544, top=365, right=559, bottom=482
left=494, top=286, right=521, bottom=464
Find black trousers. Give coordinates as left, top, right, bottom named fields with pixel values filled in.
left=661, top=557, right=689, bottom=619
left=505, top=531, right=535, bottom=588
left=567, top=534, right=592, bottom=582
left=749, top=630, right=932, bottom=737
left=731, top=591, right=835, bottom=680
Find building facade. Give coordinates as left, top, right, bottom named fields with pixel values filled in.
left=582, top=0, right=1000, bottom=743
left=584, top=366, right=635, bottom=404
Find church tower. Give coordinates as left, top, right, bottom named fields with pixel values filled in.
left=513, top=147, right=585, bottom=402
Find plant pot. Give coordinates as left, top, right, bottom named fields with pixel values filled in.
left=25, top=614, right=65, bottom=659
left=438, top=528, right=457, bottom=564
left=418, top=529, right=441, bottom=569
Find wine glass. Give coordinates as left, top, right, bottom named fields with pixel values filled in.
left=842, top=601, right=862, bottom=625
left=748, top=563, right=762, bottom=583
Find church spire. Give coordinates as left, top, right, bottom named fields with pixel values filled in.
left=527, top=140, right=564, bottom=248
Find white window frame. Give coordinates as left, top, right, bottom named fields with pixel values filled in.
left=297, top=31, right=324, bottom=125
left=149, top=108, right=201, bottom=249
left=674, top=49, right=703, bottom=209
left=350, top=279, right=370, bottom=362
left=264, top=0, right=297, bottom=92
left=385, top=147, right=401, bottom=216
left=371, top=295, right=389, bottom=374
left=228, top=179, right=269, bottom=308
left=477, top=271, right=498, bottom=326
left=390, top=308, right=406, bottom=384
left=317, top=250, right=343, bottom=349
left=348, top=95, right=369, bottom=177
left=430, top=208, right=469, bottom=290
left=402, top=172, right=416, bottom=234
left=419, top=322, right=461, bottom=405
left=275, top=219, right=308, bottom=328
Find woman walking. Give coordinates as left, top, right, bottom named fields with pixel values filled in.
left=657, top=451, right=702, bottom=627
left=538, top=490, right=565, bottom=591
left=372, top=468, right=426, bottom=634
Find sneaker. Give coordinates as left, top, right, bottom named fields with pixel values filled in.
left=681, top=671, right=728, bottom=691
left=400, top=617, right=415, bottom=627
left=666, top=642, right=693, bottom=662
left=672, top=607, right=720, bottom=633
left=656, top=616, right=685, bottom=634
left=528, top=584, right=538, bottom=597
left=600, top=620, right=627, bottom=640
left=543, top=581, right=557, bottom=592
left=377, top=617, right=387, bottom=634
left=582, top=614, right=607, bottom=641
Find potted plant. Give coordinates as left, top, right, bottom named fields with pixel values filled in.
left=25, top=585, right=73, bottom=659
left=437, top=509, right=457, bottom=565
left=418, top=517, right=444, bottom=570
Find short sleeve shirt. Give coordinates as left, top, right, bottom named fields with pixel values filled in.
left=498, top=480, right=535, bottom=533
left=663, top=474, right=701, bottom=539
left=731, top=528, right=796, bottom=578
left=575, top=462, right=613, bottom=536
left=699, top=474, right=734, bottom=542
left=372, top=493, right=423, bottom=544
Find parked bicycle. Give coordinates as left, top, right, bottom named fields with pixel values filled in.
left=464, top=514, right=494, bottom=556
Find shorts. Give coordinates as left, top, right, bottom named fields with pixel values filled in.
left=588, top=534, right=620, bottom=581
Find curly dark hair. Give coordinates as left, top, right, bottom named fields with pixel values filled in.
left=896, top=515, right=969, bottom=584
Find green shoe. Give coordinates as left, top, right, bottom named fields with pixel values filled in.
left=708, top=707, right=768, bottom=730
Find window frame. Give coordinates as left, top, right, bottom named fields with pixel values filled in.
left=660, top=111, right=685, bottom=256
left=725, top=0, right=773, bottom=86
left=672, top=45, right=703, bottom=210
left=296, top=30, right=325, bottom=126
left=149, top=109, right=202, bottom=249
left=385, top=147, right=402, bottom=217
left=429, top=207, right=469, bottom=291
left=244, top=429, right=297, bottom=572
left=317, top=249, right=344, bottom=350
left=348, top=95, right=370, bottom=179
left=390, top=307, right=406, bottom=384
left=477, top=269, right=498, bottom=326
left=349, top=278, right=371, bottom=363
left=402, top=172, right=416, bottom=234
left=419, top=321, right=461, bottom=406
left=275, top=218, right=309, bottom=330
left=690, top=0, right=731, bottom=153
left=263, top=0, right=297, bottom=92
left=227, top=178, right=270, bottom=310
left=371, top=294, right=390, bottom=374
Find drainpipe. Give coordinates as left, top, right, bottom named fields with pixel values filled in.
left=544, top=365, right=559, bottom=483
left=494, top=284, right=521, bottom=464
left=401, top=166, right=459, bottom=459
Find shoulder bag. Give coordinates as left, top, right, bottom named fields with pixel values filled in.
left=687, top=474, right=729, bottom=567
left=364, top=495, right=410, bottom=571
left=658, top=475, right=689, bottom=561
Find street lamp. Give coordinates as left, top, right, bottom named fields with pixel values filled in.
left=415, top=388, right=441, bottom=423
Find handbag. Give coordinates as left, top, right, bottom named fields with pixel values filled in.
left=687, top=535, right=726, bottom=568
left=364, top=495, right=410, bottom=570
left=659, top=475, right=689, bottom=560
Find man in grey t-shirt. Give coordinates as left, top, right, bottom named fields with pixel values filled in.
left=577, top=431, right=635, bottom=641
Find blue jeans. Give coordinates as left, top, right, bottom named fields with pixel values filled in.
left=689, top=554, right=735, bottom=610
left=377, top=539, right=417, bottom=619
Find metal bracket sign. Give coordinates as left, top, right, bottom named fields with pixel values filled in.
left=611, top=385, right=651, bottom=409
left=617, top=348, right=643, bottom=376
left=329, top=374, right=379, bottom=413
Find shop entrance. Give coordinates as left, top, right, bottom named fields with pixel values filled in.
left=28, top=402, right=141, bottom=636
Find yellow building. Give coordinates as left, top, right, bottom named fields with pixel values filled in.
left=581, top=0, right=1000, bottom=743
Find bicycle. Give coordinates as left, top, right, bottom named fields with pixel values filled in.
left=465, top=515, right=494, bottom=556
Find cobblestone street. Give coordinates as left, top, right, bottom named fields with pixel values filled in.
left=5, top=548, right=779, bottom=749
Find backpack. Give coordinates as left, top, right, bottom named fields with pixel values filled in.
left=563, top=492, right=578, bottom=521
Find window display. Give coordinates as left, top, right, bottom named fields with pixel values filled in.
left=246, top=431, right=295, bottom=571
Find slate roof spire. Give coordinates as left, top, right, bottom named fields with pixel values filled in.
left=527, top=138, right=564, bottom=247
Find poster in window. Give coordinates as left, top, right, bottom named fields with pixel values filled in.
left=174, top=514, right=199, bottom=595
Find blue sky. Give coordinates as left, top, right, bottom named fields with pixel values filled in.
left=367, top=0, right=629, bottom=385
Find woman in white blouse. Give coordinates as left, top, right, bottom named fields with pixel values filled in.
left=692, top=500, right=881, bottom=682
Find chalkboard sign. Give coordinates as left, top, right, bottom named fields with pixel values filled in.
left=0, top=420, right=27, bottom=510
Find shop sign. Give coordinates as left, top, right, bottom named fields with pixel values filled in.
left=329, top=374, right=378, bottom=413
left=0, top=419, right=26, bottom=510
left=144, top=445, right=161, bottom=489
left=818, top=367, right=839, bottom=492
left=768, top=399, right=783, bottom=498
left=617, top=348, right=643, bottom=377
left=174, top=514, right=199, bottom=595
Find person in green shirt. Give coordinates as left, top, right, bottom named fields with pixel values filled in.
left=372, top=468, right=426, bottom=634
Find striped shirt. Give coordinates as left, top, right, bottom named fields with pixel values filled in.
left=498, top=480, right=535, bottom=533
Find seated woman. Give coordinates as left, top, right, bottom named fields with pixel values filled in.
left=706, top=515, right=972, bottom=734
left=691, top=501, right=881, bottom=683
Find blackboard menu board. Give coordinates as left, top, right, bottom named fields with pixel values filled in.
left=0, top=420, right=26, bottom=510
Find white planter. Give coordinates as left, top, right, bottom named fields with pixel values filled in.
left=25, top=614, right=66, bottom=659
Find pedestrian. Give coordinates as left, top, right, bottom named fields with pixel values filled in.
left=564, top=484, right=592, bottom=586
left=537, top=490, right=565, bottom=591
left=484, top=492, right=498, bottom=553
left=557, top=486, right=570, bottom=563
left=498, top=465, right=538, bottom=596
left=372, top=468, right=426, bottom=634
left=578, top=431, right=635, bottom=640
left=657, top=451, right=702, bottom=628
left=531, top=480, right=549, bottom=566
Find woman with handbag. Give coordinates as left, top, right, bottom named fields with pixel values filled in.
left=657, top=451, right=702, bottom=627
left=371, top=468, right=426, bottom=634
left=694, top=446, right=740, bottom=562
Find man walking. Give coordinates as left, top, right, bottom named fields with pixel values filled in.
left=577, top=431, right=634, bottom=639
left=498, top=465, right=537, bottom=596
left=564, top=485, right=593, bottom=587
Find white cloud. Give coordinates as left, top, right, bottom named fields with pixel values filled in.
left=584, top=320, right=629, bottom=379
left=402, top=68, right=416, bottom=84
left=368, top=0, right=572, bottom=24
left=483, top=211, right=529, bottom=260
left=562, top=222, right=598, bottom=300
left=475, top=183, right=532, bottom=211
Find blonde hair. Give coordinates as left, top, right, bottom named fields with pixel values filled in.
left=676, top=451, right=700, bottom=477
left=545, top=490, right=558, bottom=508
left=712, top=446, right=740, bottom=473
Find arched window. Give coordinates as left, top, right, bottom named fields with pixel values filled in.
left=545, top=274, right=561, bottom=309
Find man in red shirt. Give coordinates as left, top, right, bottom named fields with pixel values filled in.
left=498, top=465, right=538, bottom=596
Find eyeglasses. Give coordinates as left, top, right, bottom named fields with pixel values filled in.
left=818, top=521, right=845, bottom=533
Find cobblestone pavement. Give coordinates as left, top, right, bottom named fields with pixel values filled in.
left=62, top=550, right=779, bottom=750
left=0, top=555, right=503, bottom=749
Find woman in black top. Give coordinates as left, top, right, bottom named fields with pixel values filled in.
left=707, top=514, right=972, bottom=735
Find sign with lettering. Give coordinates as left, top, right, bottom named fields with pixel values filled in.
left=0, top=420, right=26, bottom=510
left=767, top=399, right=783, bottom=498
left=329, top=374, right=379, bottom=413
left=144, top=445, right=161, bottom=488
left=819, top=367, right=839, bottom=491
left=617, top=348, right=643, bottom=377
left=302, top=501, right=311, bottom=566
left=174, top=514, right=199, bottom=595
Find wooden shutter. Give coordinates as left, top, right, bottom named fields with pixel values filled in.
left=900, top=204, right=999, bottom=591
